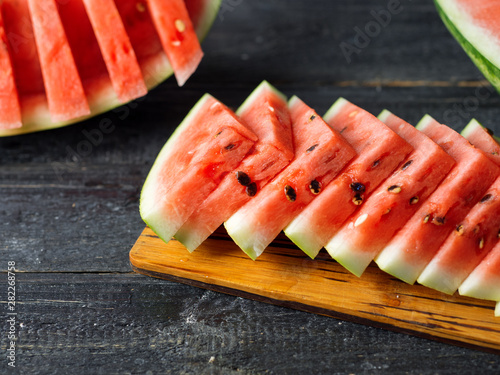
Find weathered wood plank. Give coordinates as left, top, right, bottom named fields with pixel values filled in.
left=0, top=272, right=499, bottom=374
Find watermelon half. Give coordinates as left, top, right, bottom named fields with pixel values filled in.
left=435, top=0, right=500, bottom=94
left=174, top=81, right=294, bottom=251
left=0, top=0, right=221, bottom=136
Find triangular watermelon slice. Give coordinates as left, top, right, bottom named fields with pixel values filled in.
left=322, top=111, right=455, bottom=277
left=0, top=10, right=21, bottom=129
left=175, top=81, right=294, bottom=251
left=140, top=94, right=257, bottom=245
left=417, top=117, right=500, bottom=294
left=375, top=115, right=499, bottom=284
left=147, top=0, right=203, bottom=86
left=225, top=96, right=357, bottom=260
left=284, top=99, right=413, bottom=260
left=27, top=0, right=90, bottom=122
left=82, top=0, right=148, bottom=103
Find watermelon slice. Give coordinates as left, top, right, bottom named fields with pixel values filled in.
left=147, top=0, right=203, bottom=86
left=0, top=0, right=220, bottom=136
left=322, top=111, right=455, bottom=277
left=418, top=176, right=500, bottom=294
left=375, top=115, right=499, bottom=284
left=225, top=96, right=357, bottom=260
left=0, top=9, right=21, bottom=129
left=140, top=94, right=257, bottom=245
left=284, top=99, right=413, bottom=260
left=461, top=118, right=500, bottom=165
left=27, top=0, right=90, bottom=122
left=175, top=81, right=294, bottom=251
left=82, top=0, right=147, bottom=103
left=417, top=116, right=500, bottom=294
left=435, top=0, right=500, bottom=94
left=459, top=241, right=500, bottom=301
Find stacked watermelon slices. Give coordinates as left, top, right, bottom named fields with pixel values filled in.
left=140, top=81, right=500, bottom=316
left=0, top=0, right=220, bottom=136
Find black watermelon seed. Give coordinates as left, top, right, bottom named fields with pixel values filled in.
left=309, top=114, right=317, bottom=121
left=284, top=185, right=296, bottom=201
left=309, top=179, right=321, bottom=195
left=372, top=160, right=380, bottom=168
left=388, top=185, right=402, bottom=194
left=246, top=182, right=257, bottom=197
left=402, top=160, right=413, bottom=170
left=352, top=194, right=363, bottom=206
left=409, top=196, right=419, bottom=205
left=480, top=194, right=493, bottom=203
left=433, top=216, right=446, bottom=225
left=306, top=144, right=319, bottom=153
left=236, top=171, right=251, bottom=186
left=225, top=143, right=236, bottom=151
left=350, top=182, right=366, bottom=193
left=423, top=214, right=430, bottom=223
left=456, top=224, right=465, bottom=236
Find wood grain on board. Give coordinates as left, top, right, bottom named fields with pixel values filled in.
left=130, top=226, right=500, bottom=354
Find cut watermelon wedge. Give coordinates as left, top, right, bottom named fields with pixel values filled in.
left=284, top=99, right=413, bottom=261
left=418, top=176, right=500, bottom=294
left=0, top=0, right=221, bottom=136
left=375, top=115, right=499, bottom=284
left=147, top=0, right=203, bottom=86
left=27, top=0, right=90, bottom=122
left=225, top=96, right=357, bottom=260
left=461, top=118, right=500, bottom=164
left=435, top=0, right=500, bottom=94
left=82, top=0, right=147, bottom=103
left=322, top=111, right=455, bottom=277
left=174, top=81, right=294, bottom=251
left=459, top=241, right=500, bottom=301
left=0, top=10, right=21, bottom=129
left=140, top=94, right=257, bottom=245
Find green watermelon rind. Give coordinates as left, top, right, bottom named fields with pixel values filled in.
left=434, top=0, right=500, bottom=95
left=0, top=0, right=221, bottom=137
left=139, top=93, right=217, bottom=245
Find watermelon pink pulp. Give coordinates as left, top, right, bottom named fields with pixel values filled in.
left=0, top=0, right=221, bottom=136
left=140, top=94, right=257, bottom=245
left=224, top=96, right=357, bottom=260
left=174, top=81, right=294, bottom=251
left=323, top=111, right=455, bottom=277
left=375, top=115, right=499, bottom=285
left=284, top=98, right=413, bottom=261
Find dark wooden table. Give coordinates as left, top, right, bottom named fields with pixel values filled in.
left=2, top=1, right=500, bottom=373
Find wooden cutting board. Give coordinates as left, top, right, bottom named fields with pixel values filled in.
left=130, top=226, right=500, bottom=354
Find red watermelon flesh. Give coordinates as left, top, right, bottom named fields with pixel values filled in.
left=140, top=94, right=257, bottom=245
left=147, top=0, right=203, bottom=86
left=323, top=111, right=455, bottom=277
left=175, top=81, right=294, bottom=252
left=56, top=0, right=114, bottom=111
left=2, top=0, right=47, bottom=124
left=418, top=176, right=500, bottom=294
left=284, top=99, right=413, bottom=260
left=27, top=0, right=90, bottom=122
left=459, top=241, right=500, bottom=302
left=82, top=0, right=147, bottom=104
left=224, top=96, right=357, bottom=260
left=0, top=10, right=21, bottom=129
left=461, top=118, right=500, bottom=166
left=375, top=115, right=499, bottom=285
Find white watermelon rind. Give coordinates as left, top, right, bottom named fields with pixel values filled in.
left=434, top=0, right=500, bottom=95
left=0, top=0, right=222, bottom=137
left=139, top=93, right=217, bottom=245
left=461, top=118, right=500, bottom=144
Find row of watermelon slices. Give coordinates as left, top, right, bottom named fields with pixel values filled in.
left=0, top=0, right=220, bottom=136
left=140, top=81, right=500, bottom=316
